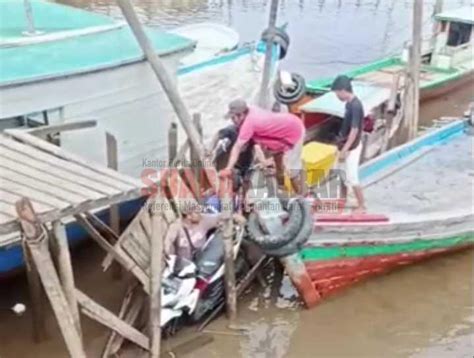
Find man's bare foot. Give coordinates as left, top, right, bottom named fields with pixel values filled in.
left=352, top=206, right=367, bottom=214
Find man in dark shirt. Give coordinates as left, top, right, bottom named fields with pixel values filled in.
left=331, top=75, right=366, bottom=213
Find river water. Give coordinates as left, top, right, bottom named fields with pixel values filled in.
left=0, top=1, right=473, bottom=357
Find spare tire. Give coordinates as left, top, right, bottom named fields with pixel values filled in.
left=261, top=28, right=290, bottom=60
left=263, top=199, right=313, bottom=257
left=274, top=73, right=306, bottom=105
left=246, top=198, right=305, bottom=250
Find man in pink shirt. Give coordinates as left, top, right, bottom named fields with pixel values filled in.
left=220, top=99, right=305, bottom=194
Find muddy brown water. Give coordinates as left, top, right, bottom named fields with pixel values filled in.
left=1, top=1, right=473, bottom=357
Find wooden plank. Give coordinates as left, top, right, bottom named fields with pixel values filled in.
left=0, top=201, right=19, bottom=217
left=1, top=187, right=57, bottom=212
left=22, top=240, right=47, bottom=342
left=106, top=132, right=121, bottom=239
left=75, top=289, right=149, bottom=351
left=122, top=230, right=151, bottom=271
left=0, top=148, right=120, bottom=196
left=24, top=120, right=97, bottom=137
left=101, top=285, right=144, bottom=357
left=0, top=166, right=88, bottom=203
left=258, top=0, right=279, bottom=108
left=149, top=213, right=164, bottom=357
left=51, top=221, right=81, bottom=335
left=4, top=130, right=141, bottom=188
left=16, top=198, right=86, bottom=357
left=75, top=214, right=150, bottom=291
left=0, top=157, right=104, bottom=200
left=0, top=139, right=134, bottom=193
left=0, top=179, right=71, bottom=210
left=220, top=176, right=237, bottom=322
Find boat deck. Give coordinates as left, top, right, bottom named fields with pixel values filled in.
left=366, top=132, right=473, bottom=221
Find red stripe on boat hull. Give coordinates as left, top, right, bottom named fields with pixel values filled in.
left=304, top=245, right=473, bottom=300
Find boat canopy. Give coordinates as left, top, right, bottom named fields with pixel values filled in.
left=434, top=7, right=474, bottom=25
left=300, top=81, right=391, bottom=117
left=0, top=0, right=196, bottom=86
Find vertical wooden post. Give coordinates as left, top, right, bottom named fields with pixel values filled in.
left=220, top=176, right=237, bottom=323
left=408, top=0, right=423, bottom=140
left=22, top=240, right=46, bottom=342
left=116, top=0, right=205, bottom=161
left=16, top=198, right=86, bottom=358
left=168, top=122, right=178, bottom=165
left=258, top=0, right=279, bottom=108
left=51, top=221, right=82, bottom=336
left=106, top=132, right=120, bottom=235
left=149, top=211, right=164, bottom=357
left=191, top=113, right=203, bottom=184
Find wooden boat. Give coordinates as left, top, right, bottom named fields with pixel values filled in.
left=171, top=22, right=240, bottom=66
left=284, top=80, right=401, bottom=190
left=0, top=0, right=279, bottom=178
left=291, top=119, right=474, bottom=305
left=286, top=6, right=474, bottom=109
left=0, top=2, right=282, bottom=276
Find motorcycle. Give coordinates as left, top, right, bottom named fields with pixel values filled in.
left=160, top=224, right=245, bottom=337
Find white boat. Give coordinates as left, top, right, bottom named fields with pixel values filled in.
left=171, top=22, right=240, bottom=66
left=0, top=0, right=281, bottom=178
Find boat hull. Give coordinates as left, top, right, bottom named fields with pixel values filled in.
left=301, top=235, right=474, bottom=301
left=0, top=198, right=144, bottom=278
left=420, top=69, right=474, bottom=101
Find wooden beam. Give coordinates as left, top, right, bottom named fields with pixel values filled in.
left=51, top=221, right=82, bottom=336
left=16, top=198, right=86, bottom=357
left=219, top=177, right=237, bottom=323
left=75, top=214, right=149, bottom=291
left=168, top=122, right=178, bottom=165
left=116, top=0, right=205, bottom=161
left=21, top=240, right=47, bottom=342
left=101, top=284, right=144, bottom=357
left=149, top=213, right=164, bottom=358
left=106, top=132, right=120, bottom=237
left=75, top=289, right=149, bottom=350
left=24, top=120, right=97, bottom=137
left=408, top=0, right=423, bottom=139
left=258, top=0, right=279, bottom=108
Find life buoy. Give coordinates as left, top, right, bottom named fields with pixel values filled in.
left=246, top=198, right=304, bottom=250
left=273, top=72, right=306, bottom=105
left=261, top=27, right=290, bottom=60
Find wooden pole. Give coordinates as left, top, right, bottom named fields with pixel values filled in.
left=191, top=113, right=203, bottom=185
left=51, top=221, right=82, bottom=337
left=219, top=176, right=237, bottom=323
left=106, top=132, right=120, bottom=236
left=409, top=0, right=423, bottom=140
left=16, top=198, right=86, bottom=358
left=115, top=0, right=205, bottom=161
left=22, top=240, right=46, bottom=342
left=168, top=122, right=178, bottom=165
left=149, top=212, right=164, bottom=357
left=258, top=0, right=279, bottom=108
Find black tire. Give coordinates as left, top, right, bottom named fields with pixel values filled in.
left=261, top=27, right=290, bottom=60
left=263, top=200, right=313, bottom=257
left=246, top=199, right=305, bottom=250
left=273, top=73, right=306, bottom=105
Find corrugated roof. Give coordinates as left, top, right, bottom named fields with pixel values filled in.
left=301, top=81, right=391, bottom=117
left=435, top=7, right=474, bottom=25
left=0, top=129, right=145, bottom=236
